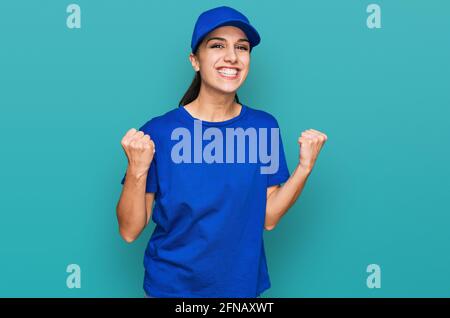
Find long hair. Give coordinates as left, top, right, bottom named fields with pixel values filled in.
left=178, top=63, right=240, bottom=107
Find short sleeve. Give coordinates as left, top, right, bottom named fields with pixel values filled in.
left=120, top=121, right=158, bottom=193
left=266, top=119, right=290, bottom=187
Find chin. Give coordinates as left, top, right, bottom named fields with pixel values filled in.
left=217, top=87, right=240, bottom=95
left=215, top=81, right=243, bottom=94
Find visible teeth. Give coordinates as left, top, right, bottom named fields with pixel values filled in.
left=218, top=68, right=238, bottom=75
left=219, top=72, right=237, bottom=77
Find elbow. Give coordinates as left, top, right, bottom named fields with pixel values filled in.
left=122, top=235, right=137, bottom=244
left=264, top=222, right=276, bottom=231
left=264, top=208, right=278, bottom=231
left=119, top=228, right=138, bottom=243
left=116, top=205, right=140, bottom=243
left=121, top=233, right=137, bottom=243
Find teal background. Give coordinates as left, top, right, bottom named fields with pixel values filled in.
left=0, top=0, right=449, bottom=297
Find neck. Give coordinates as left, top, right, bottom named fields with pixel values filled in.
left=187, top=84, right=241, bottom=122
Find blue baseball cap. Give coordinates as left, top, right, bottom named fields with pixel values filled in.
left=191, top=6, right=261, bottom=54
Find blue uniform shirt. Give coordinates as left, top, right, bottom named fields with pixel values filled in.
left=121, top=104, right=290, bottom=297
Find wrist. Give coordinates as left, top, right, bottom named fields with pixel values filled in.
left=297, top=163, right=313, bottom=176
left=127, top=165, right=149, bottom=180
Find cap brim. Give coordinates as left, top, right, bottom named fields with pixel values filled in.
left=193, top=19, right=261, bottom=53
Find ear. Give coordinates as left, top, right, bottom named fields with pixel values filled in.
left=189, top=53, right=200, bottom=72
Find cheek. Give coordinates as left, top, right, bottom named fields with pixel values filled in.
left=205, top=65, right=219, bottom=78
left=203, top=58, right=221, bottom=74
left=240, top=65, right=250, bottom=79
left=240, top=58, right=250, bottom=74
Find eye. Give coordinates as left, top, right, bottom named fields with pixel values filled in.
left=210, top=43, right=249, bottom=51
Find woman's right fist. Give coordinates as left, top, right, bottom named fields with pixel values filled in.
left=121, top=128, right=155, bottom=176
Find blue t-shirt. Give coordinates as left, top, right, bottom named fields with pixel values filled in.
left=121, top=104, right=290, bottom=298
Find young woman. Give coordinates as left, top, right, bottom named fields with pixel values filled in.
left=116, top=6, right=327, bottom=298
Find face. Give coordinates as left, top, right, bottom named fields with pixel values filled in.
left=189, top=26, right=251, bottom=95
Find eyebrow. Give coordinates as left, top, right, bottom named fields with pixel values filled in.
left=205, top=37, right=250, bottom=45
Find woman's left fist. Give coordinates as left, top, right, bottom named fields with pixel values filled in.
left=298, top=129, right=328, bottom=172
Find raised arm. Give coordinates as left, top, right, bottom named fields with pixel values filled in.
left=116, top=128, right=156, bottom=243
left=265, top=129, right=328, bottom=230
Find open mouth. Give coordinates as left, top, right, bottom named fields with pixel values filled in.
left=216, top=67, right=240, bottom=80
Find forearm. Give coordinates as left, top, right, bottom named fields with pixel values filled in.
left=116, top=166, right=148, bottom=242
left=265, top=164, right=312, bottom=230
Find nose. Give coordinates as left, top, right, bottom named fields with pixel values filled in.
left=223, top=46, right=238, bottom=64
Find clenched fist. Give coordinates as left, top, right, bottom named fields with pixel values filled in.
left=298, top=129, right=328, bottom=172
left=121, top=128, right=155, bottom=176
